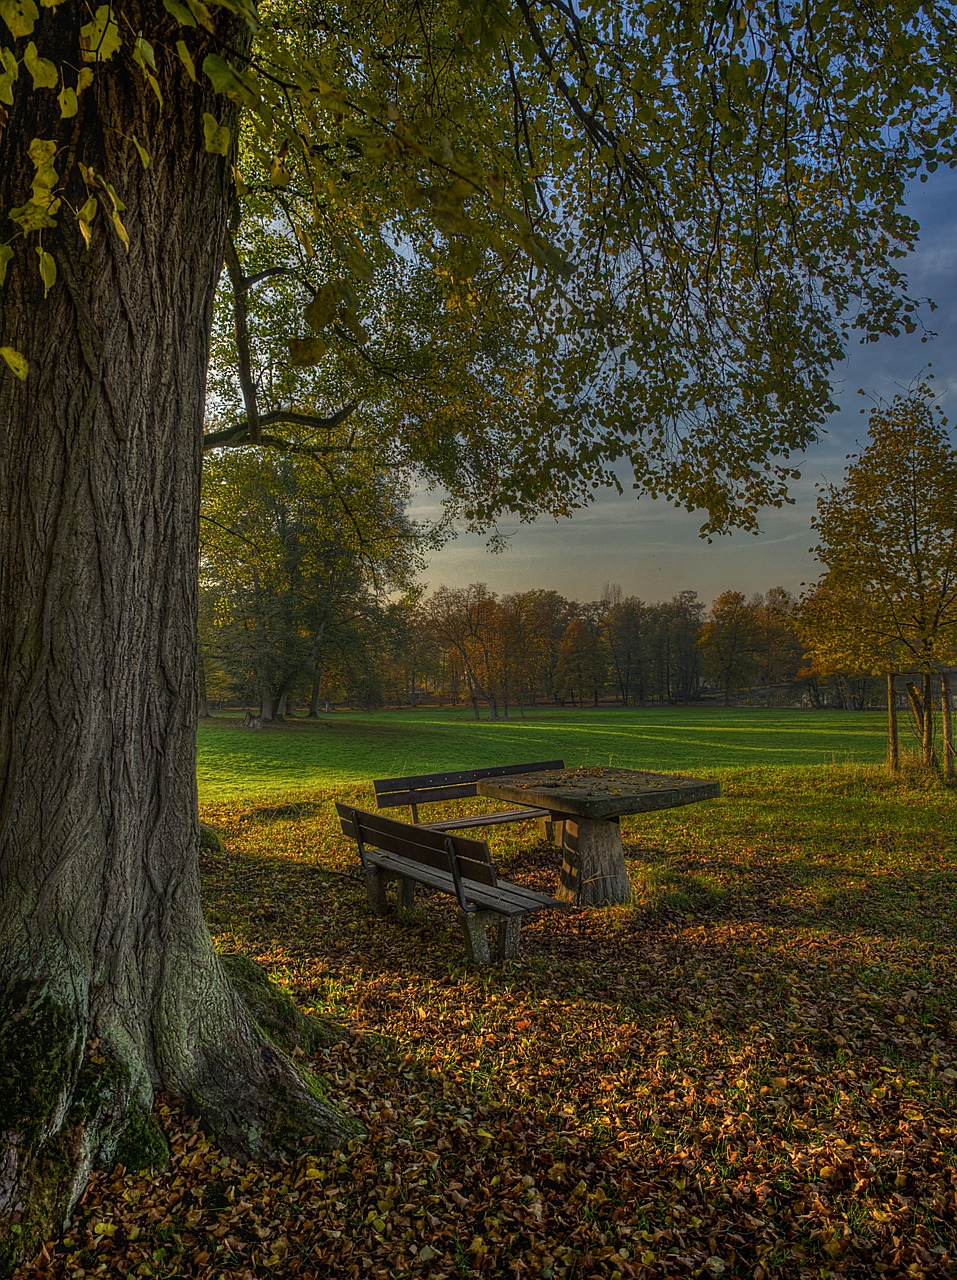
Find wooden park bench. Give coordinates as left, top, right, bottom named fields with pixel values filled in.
left=373, top=760, right=566, bottom=832
left=335, top=803, right=564, bottom=964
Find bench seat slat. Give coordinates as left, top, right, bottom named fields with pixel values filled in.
left=423, top=807, right=553, bottom=831
left=366, top=851, right=561, bottom=915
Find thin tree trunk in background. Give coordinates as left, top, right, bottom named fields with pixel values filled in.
left=923, top=672, right=935, bottom=771
left=198, top=657, right=211, bottom=719
left=942, top=672, right=954, bottom=783
left=886, top=672, right=899, bottom=773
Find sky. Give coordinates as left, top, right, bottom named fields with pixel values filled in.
left=411, top=166, right=957, bottom=609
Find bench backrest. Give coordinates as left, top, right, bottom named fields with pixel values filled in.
left=336, top=803, right=497, bottom=908
left=373, top=760, right=564, bottom=821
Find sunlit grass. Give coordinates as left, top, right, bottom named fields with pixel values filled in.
left=197, top=705, right=892, bottom=800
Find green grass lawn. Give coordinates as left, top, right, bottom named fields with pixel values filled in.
left=197, top=705, right=891, bottom=799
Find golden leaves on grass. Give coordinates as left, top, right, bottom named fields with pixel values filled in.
left=19, top=783, right=957, bottom=1280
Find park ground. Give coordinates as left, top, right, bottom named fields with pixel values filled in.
left=19, top=710, right=957, bottom=1280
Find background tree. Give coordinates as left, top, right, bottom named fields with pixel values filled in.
left=699, top=591, right=763, bottom=704
left=800, top=385, right=957, bottom=770
left=3, top=0, right=957, bottom=1267
left=200, top=444, right=421, bottom=721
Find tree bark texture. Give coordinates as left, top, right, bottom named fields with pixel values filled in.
left=0, top=7, right=354, bottom=1272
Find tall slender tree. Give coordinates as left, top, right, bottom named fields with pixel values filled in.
left=800, top=385, right=957, bottom=770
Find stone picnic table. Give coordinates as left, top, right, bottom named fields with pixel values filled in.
left=476, top=765, right=720, bottom=907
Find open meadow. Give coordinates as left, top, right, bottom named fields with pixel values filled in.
left=23, top=712, right=956, bottom=1280
left=196, top=706, right=891, bottom=799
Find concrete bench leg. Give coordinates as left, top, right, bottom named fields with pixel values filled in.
left=364, top=867, right=390, bottom=915
left=458, top=911, right=493, bottom=965
left=495, top=916, right=522, bottom=960
left=398, top=876, right=416, bottom=914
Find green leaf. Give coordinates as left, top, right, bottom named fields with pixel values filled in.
left=24, top=40, right=57, bottom=88
left=162, top=0, right=196, bottom=25
left=304, top=285, right=337, bottom=332
left=0, top=242, right=13, bottom=285
left=288, top=335, right=327, bottom=366
left=0, top=0, right=38, bottom=38
left=36, top=245, right=55, bottom=294
left=132, top=135, right=150, bottom=168
left=0, top=346, right=28, bottom=379
left=202, top=53, right=259, bottom=107
left=202, top=113, right=231, bottom=156
left=79, top=6, right=122, bottom=62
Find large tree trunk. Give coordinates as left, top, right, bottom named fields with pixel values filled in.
left=0, top=8, right=354, bottom=1273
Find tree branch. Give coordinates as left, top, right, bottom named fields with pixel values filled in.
left=202, top=403, right=359, bottom=453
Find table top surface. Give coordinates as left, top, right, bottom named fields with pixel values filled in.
left=477, top=766, right=720, bottom=819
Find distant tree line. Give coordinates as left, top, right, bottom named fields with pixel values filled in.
left=198, top=387, right=956, bottom=776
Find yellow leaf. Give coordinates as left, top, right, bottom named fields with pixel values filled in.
left=36, top=245, right=55, bottom=294
left=176, top=39, right=197, bottom=81
left=0, top=346, right=28, bottom=379
left=27, top=136, right=56, bottom=167
left=58, top=86, right=78, bottom=116
left=202, top=112, right=230, bottom=156
left=131, top=135, right=150, bottom=168
left=24, top=40, right=57, bottom=88
left=269, top=155, right=291, bottom=188
left=0, top=45, right=17, bottom=106
left=0, top=0, right=38, bottom=38
left=144, top=69, right=162, bottom=104
left=80, top=6, right=122, bottom=61
left=76, top=67, right=94, bottom=92
left=111, top=209, right=130, bottom=250
left=0, top=243, right=12, bottom=286
left=185, top=0, right=214, bottom=29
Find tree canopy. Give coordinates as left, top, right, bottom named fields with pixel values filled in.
left=4, top=0, right=957, bottom=529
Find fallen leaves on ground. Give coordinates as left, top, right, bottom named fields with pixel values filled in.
left=19, top=768, right=957, bottom=1280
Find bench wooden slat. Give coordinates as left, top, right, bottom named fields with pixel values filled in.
left=374, top=759, right=564, bottom=799
left=377, top=781, right=482, bottom=807
left=365, top=852, right=560, bottom=917
left=336, top=802, right=566, bottom=963
left=373, top=760, right=565, bottom=830
left=336, top=804, right=497, bottom=887
left=424, top=806, right=553, bottom=831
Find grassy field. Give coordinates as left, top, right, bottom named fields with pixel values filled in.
left=23, top=758, right=956, bottom=1280
left=196, top=706, right=891, bottom=799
